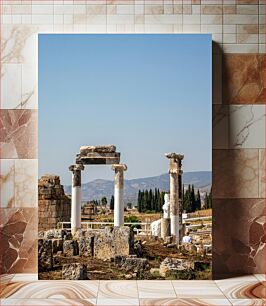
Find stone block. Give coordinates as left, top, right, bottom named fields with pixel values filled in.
left=93, top=226, right=134, bottom=260
left=52, top=239, right=63, bottom=254
left=62, top=263, right=87, bottom=280
left=79, top=237, right=94, bottom=257
left=63, top=240, right=79, bottom=256
left=38, top=239, right=53, bottom=271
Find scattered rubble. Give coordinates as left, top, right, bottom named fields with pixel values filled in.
left=159, top=257, right=194, bottom=277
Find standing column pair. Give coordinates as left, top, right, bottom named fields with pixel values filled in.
left=69, top=164, right=84, bottom=234
left=165, top=153, right=184, bottom=244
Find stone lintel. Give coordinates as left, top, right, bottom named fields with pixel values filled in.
left=69, top=164, right=84, bottom=172
left=79, top=152, right=120, bottom=158
left=112, top=164, right=127, bottom=171
left=76, top=157, right=120, bottom=165
left=80, top=145, right=116, bottom=155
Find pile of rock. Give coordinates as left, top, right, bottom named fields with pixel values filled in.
left=38, top=226, right=134, bottom=273
left=159, top=257, right=194, bottom=277
left=115, top=255, right=149, bottom=278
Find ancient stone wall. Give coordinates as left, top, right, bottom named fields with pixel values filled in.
left=38, top=175, right=71, bottom=231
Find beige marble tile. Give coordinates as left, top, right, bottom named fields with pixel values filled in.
left=213, top=149, right=259, bottom=198
left=11, top=274, right=38, bottom=282
left=0, top=299, right=96, bottom=305
left=96, top=299, right=139, bottom=305
left=229, top=105, right=265, bottom=149
left=98, top=281, right=138, bottom=299
left=215, top=277, right=265, bottom=299
left=0, top=274, right=14, bottom=287
left=229, top=299, right=266, bottom=305
left=1, top=64, right=22, bottom=109
left=258, top=149, right=265, bottom=198
left=139, top=298, right=232, bottom=305
left=137, top=281, right=176, bottom=298
left=21, top=62, right=38, bottom=109
left=172, top=280, right=225, bottom=298
left=254, top=274, right=266, bottom=283
left=1, top=281, right=99, bottom=299
left=0, top=110, right=38, bottom=159
left=0, top=159, right=15, bottom=208
left=14, top=159, right=38, bottom=208
left=222, top=44, right=258, bottom=53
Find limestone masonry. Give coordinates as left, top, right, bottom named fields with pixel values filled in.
left=38, top=175, right=71, bottom=231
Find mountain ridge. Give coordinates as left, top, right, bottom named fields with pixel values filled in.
left=64, top=171, right=211, bottom=203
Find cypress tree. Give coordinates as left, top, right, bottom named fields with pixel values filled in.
left=110, top=195, right=114, bottom=210
left=196, top=189, right=201, bottom=210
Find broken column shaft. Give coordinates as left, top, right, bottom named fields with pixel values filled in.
left=69, top=164, right=84, bottom=234
left=112, top=164, right=127, bottom=227
left=165, top=153, right=184, bottom=244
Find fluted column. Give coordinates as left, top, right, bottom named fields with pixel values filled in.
left=112, top=164, right=127, bottom=227
left=69, top=164, right=84, bottom=234
left=165, top=153, right=184, bottom=244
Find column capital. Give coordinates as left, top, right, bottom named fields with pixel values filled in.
left=69, top=164, right=84, bottom=172
left=165, top=153, right=184, bottom=161
left=111, top=164, right=127, bottom=171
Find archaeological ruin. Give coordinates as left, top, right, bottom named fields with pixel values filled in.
left=38, top=145, right=211, bottom=280
left=38, top=175, right=71, bottom=231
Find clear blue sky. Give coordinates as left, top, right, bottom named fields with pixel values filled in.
left=39, top=34, right=211, bottom=185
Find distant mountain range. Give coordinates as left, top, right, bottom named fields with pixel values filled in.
left=64, top=171, right=211, bottom=204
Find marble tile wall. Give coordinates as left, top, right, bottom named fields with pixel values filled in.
left=0, top=0, right=265, bottom=278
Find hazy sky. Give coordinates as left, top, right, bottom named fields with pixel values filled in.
left=39, top=34, right=211, bottom=185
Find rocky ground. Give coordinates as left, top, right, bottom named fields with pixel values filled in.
left=39, top=236, right=211, bottom=280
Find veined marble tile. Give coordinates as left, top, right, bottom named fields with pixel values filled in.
left=222, top=54, right=264, bottom=104
left=229, top=300, right=266, bottom=306
left=222, top=44, right=259, bottom=54
left=0, top=208, right=38, bottom=274
left=0, top=110, right=37, bottom=159
left=172, top=280, right=225, bottom=298
left=215, top=280, right=265, bottom=299
left=14, top=159, right=38, bottom=208
left=11, top=274, right=38, bottom=282
left=229, top=105, right=265, bottom=149
left=213, top=149, right=259, bottom=198
left=258, top=149, right=265, bottom=198
left=213, top=199, right=266, bottom=277
left=0, top=274, right=14, bottom=288
left=137, top=281, right=176, bottom=298
left=0, top=299, right=96, bottom=305
left=254, top=274, right=266, bottom=282
left=98, top=281, right=138, bottom=299
left=139, top=298, right=232, bottom=305
left=96, top=299, right=139, bottom=305
left=213, top=105, right=229, bottom=149
left=1, top=281, right=99, bottom=299
left=21, top=62, right=38, bottom=109
left=1, top=25, right=38, bottom=66
left=1, top=64, right=22, bottom=109
left=0, top=159, right=15, bottom=208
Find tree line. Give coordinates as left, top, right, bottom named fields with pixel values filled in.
left=137, top=188, right=166, bottom=213
left=137, top=185, right=212, bottom=214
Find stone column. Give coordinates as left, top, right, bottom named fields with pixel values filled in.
left=165, top=153, right=184, bottom=244
left=112, top=164, right=127, bottom=227
left=69, top=164, right=84, bottom=234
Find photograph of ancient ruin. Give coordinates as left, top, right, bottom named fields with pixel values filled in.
left=38, top=34, right=212, bottom=280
